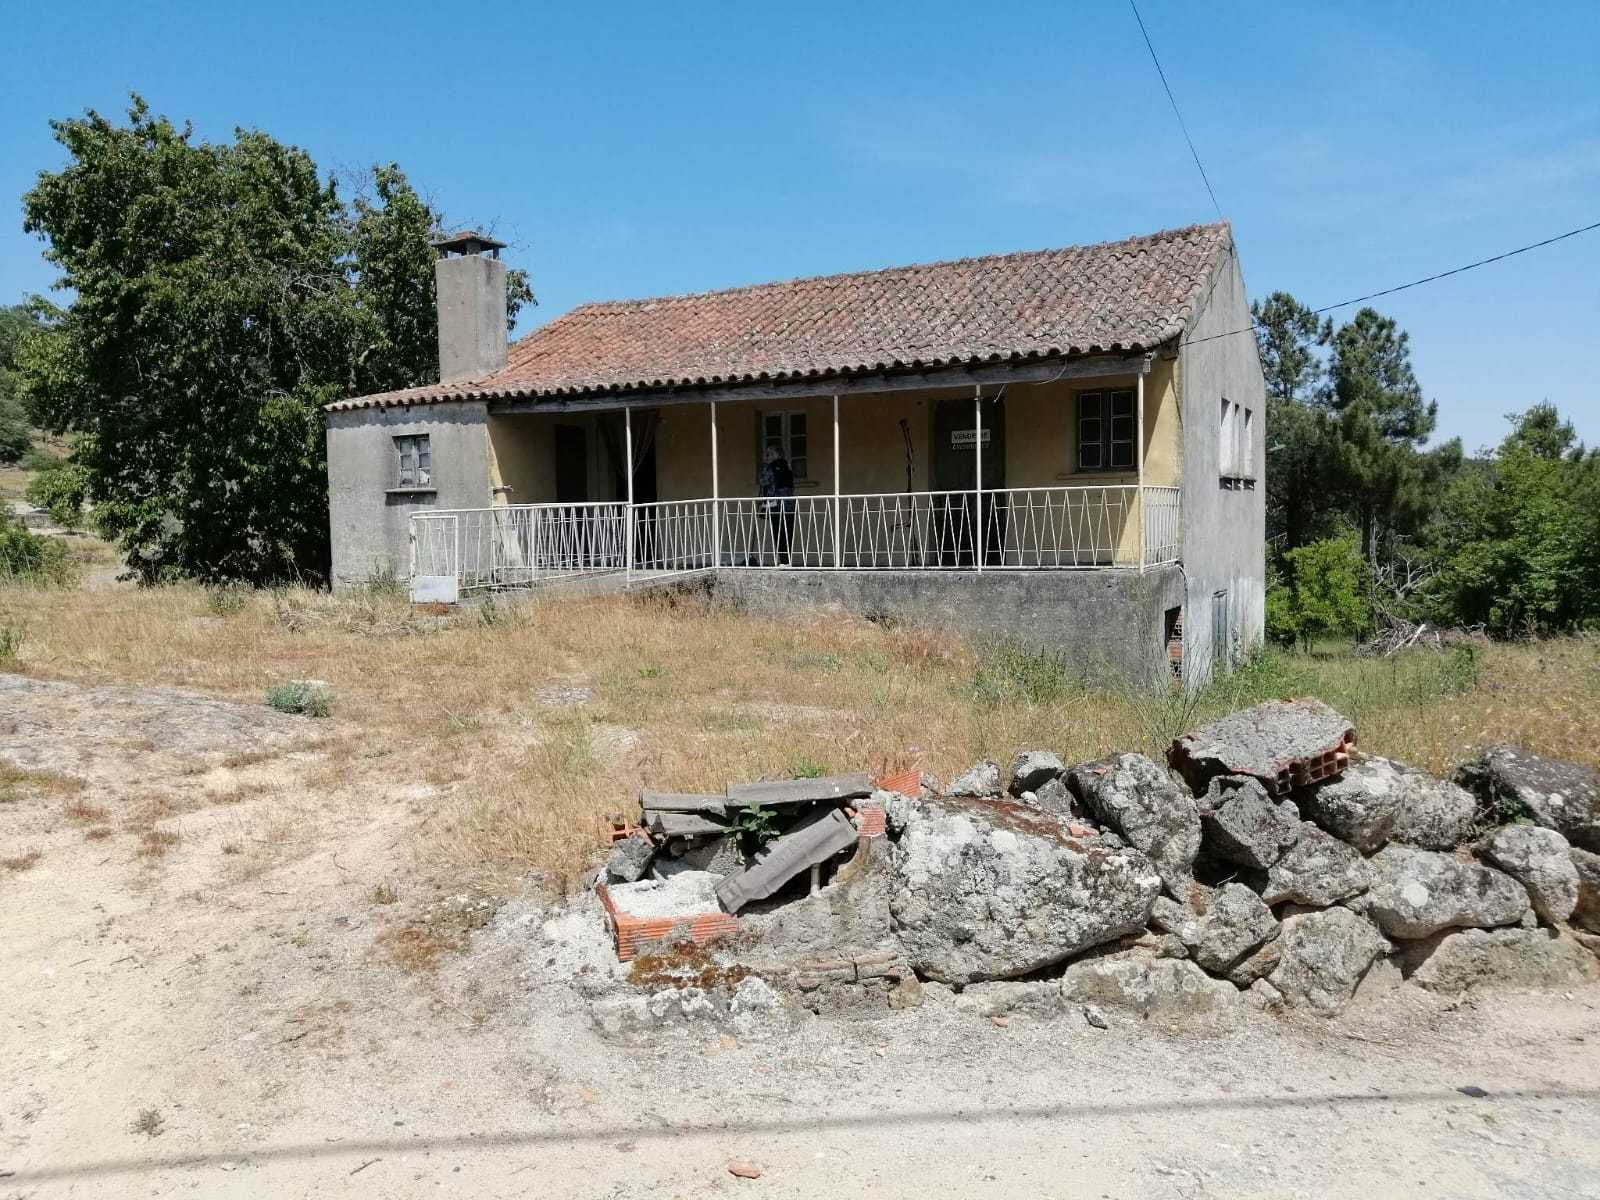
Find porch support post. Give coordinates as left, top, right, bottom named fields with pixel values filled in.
left=624, top=405, right=635, bottom=580
left=973, top=386, right=984, bottom=573
left=1136, top=362, right=1146, bottom=574
left=710, top=399, right=720, bottom=568
left=831, top=394, right=841, bottom=568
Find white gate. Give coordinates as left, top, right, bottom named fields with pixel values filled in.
left=409, top=513, right=460, bottom=603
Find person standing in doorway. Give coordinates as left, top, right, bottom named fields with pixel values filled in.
left=759, top=444, right=796, bottom=565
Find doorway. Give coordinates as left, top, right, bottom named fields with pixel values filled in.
left=930, top=394, right=1006, bottom=565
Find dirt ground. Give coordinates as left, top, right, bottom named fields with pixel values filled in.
left=3, top=673, right=1599, bottom=1199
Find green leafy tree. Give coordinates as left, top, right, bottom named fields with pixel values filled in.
left=16, top=97, right=531, bottom=583
left=1425, top=405, right=1600, bottom=635
left=1264, top=532, right=1371, bottom=651
left=0, top=305, right=41, bottom=462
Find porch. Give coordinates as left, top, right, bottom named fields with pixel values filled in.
left=409, top=361, right=1183, bottom=599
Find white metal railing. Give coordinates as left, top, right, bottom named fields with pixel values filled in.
left=409, top=486, right=1180, bottom=595
left=1142, top=485, right=1182, bottom=566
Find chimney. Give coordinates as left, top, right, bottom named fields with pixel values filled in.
left=431, top=229, right=508, bottom=384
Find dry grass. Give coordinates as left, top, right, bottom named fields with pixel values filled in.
left=130, top=1107, right=165, bottom=1138
left=2, top=849, right=43, bottom=872
left=0, top=763, right=85, bottom=800
left=3, top=579, right=1597, bottom=891
left=376, top=925, right=460, bottom=973
left=63, top=799, right=109, bottom=824
left=137, top=828, right=181, bottom=858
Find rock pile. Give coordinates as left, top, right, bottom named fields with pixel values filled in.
left=595, top=704, right=1600, bottom=1026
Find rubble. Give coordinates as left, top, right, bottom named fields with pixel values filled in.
left=1065, top=753, right=1201, bottom=897
left=1259, top=824, right=1370, bottom=907
left=946, top=759, right=1002, bottom=798
left=1456, top=746, right=1600, bottom=852
left=587, top=726, right=1600, bottom=1028
left=1365, top=846, right=1529, bottom=939
left=1008, top=750, right=1065, bottom=796
left=1479, top=825, right=1580, bottom=924
left=1266, top=907, right=1389, bottom=1016
left=1397, top=927, right=1600, bottom=993
left=1572, top=848, right=1600, bottom=934
left=1199, top=775, right=1301, bottom=870
left=890, top=793, right=1161, bottom=983
left=1170, top=699, right=1356, bottom=796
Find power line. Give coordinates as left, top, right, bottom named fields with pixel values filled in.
left=1129, top=0, right=1223, bottom=222
left=1181, top=217, right=1600, bottom=347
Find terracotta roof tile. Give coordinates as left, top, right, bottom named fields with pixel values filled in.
left=327, top=221, right=1230, bottom=412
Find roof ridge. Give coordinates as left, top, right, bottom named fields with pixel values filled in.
left=555, top=221, right=1231, bottom=320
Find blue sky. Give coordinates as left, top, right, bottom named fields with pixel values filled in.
left=2, top=0, right=1596, bottom=452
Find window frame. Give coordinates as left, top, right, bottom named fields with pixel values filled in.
left=760, top=410, right=809, bottom=480
left=393, top=433, right=433, bottom=491
left=1075, top=389, right=1137, bottom=473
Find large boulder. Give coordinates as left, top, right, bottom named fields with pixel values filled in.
left=889, top=794, right=1161, bottom=984
left=1266, top=907, right=1390, bottom=1015
left=1457, top=747, right=1600, bottom=852
left=1066, top=754, right=1201, bottom=897
left=1060, top=956, right=1238, bottom=1020
left=1260, top=823, right=1371, bottom=907
left=1397, top=927, right=1600, bottom=993
left=1365, top=846, right=1529, bottom=939
left=1009, top=750, right=1065, bottom=797
left=1152, top=883, right=1278, bottom=976
left=605, top=832, right=656, bottom=883
left=1572, top=848, right=1600, bottom=934
left=1199, top=776, right=1301, bottom=870
left=1295, top=755, right=1402, bottom=852
left=1386, top=769, right=1478, bottom=850
left=1478, top=825, right=1579, bottom=924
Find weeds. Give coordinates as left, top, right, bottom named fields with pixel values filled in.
left=131, top=1108, right=165, bottom=1137
left=64, top=799, right=109, bottom=823
left=0, top=624, right=21, bottom=664
left=138, top=828, right=181, bottom=858
left=369, top=882, right=398, bottom=905
left=266, top=680, right=333, bottom=718
left=205, top=583, right=251, bottom=616
left=2, top=850, right=42, bottom=872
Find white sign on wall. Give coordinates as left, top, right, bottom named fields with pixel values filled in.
left=950, top=428, right=992, bottom=450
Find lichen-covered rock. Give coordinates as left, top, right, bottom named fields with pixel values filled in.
left=1479, top=825, right=1579, bottom=924
left=1457, top=746, right=1600, bottom=852
left=1572, top=848, right=1600, bottom=934
left=1060, top=957, right=1238, bottom=1019
left=1009, top=750, right=1065, bottom=797
left=1200, top=776, right=1301, bottom=870
left=1025, top=775, right=1081, bottom=822
left=1296, top=755, right=1402, bottom=852
left=947, top=759, right=1002, bottom=798
left=1266, top=907, right=1389, bottom=1015
left=1066, top=754, right=1201, bottom=897
left=1226, top=936, right=1282, bottom=987
left=1260, top=823, right=1370, bottom=907
left=1184, top=883, right=1279, bottom=976
left=1386, top=769, right=1478, bottom=850
left=1396, top=927, right=1600, bottom=993
left=889, top=794, right=1161, bottom=984
left=1365, top=846, right=1529, bottom=939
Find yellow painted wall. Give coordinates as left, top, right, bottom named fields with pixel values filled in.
left=487, top=414, right=556, bottom=504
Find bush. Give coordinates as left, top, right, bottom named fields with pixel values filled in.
left=1266, top=533, right=1370, bottom=651
left=266, top=680, right=333, bottom=717
left=23, top=458, right=90, bottom=529
left=206, top=583, right=251, bottom=616
left=0, top=625, right=22, bottom=664
left=0, top=512, right=73, bottom=585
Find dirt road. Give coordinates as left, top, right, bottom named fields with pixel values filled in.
left=4, top=675, right=1599, bottom=1198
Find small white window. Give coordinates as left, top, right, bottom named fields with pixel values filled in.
left=394, top=434, right=432, bottom=489
left=761, top=411, right=808, bottom=479
left=1240, top=407, right=1253, bottom=478
left=1219, top=398, right=1233, bottom=474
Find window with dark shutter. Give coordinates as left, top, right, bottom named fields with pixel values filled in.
left=1076, top=390, right=1136, bottom=472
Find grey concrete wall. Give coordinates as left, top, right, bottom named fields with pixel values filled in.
left=436, top=254, right=507, bottom=384
left=1177, top=239, right=1268, bottom=686
left=713, top=566, right=1185, bottom=690
left=326, top=401, right=492, bottom=589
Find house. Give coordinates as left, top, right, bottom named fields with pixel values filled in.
left=324, top=222, right=1265, bottom=687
